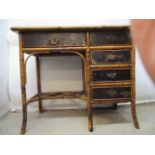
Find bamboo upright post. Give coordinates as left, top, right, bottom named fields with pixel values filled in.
left=36, top=56, right=43, bottom=113
left=86, top=32, right=93, bottom=132
left=130, top=47, right=140, bottom=129
left=19, top=33, right=27, bottom=135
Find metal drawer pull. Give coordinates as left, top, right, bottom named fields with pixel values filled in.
left=120, top=91, right=130, bottom=97
left=107, top=89, right=117, bottom=97
left=105, top=54, right=124, bottom=61
left=107, top=72, right=117, bottom=79
left=49, top=34, right=61, bottom=45
left=49, top=39, right=60, bottom=45
left=92, top=59, right=97, bottom=64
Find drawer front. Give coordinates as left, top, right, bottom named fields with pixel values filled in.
left=91, top=50, right=131, bottom=65
left=92, top=87, right=131, bottom=100
left=92, top=69, right=131, bottom=82
left=90, top=28, right=131, bottom=46
left=22, top=32, right=86, bottom=48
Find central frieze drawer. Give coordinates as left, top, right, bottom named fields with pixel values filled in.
left=90, top=27, right=131, bottom=46
left=22, top=32, right=86, bottom=48
left=91, top=50, right=131, bottom=65
left=92, top=87, right=131, bottom=100
left=92, top=69, right=131, bottom=82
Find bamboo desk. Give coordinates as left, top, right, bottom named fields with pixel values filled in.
left=11, top=26, right=140, bottom=134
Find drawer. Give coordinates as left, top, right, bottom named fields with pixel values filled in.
left=22, top=32, right=86, bottom=48
left=92, top=87, right=131, bottom=100
left=91, top=68, right=131, bottom=83
left=91, top=50, right=131, bottom=65
left=90, top=27, right=131, bottom=46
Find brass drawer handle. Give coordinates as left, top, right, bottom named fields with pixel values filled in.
left=107, top=72, right=117, bottom=79
left=49, top=34, right=61, bottom=45
left=106, top=54, right=116, bottom=61
left=106, top=54, right=124, bottom=61
left=92, top=59, right=97, bottom=64
left=107, top=89, right=117, bottom=97
left=120, top=91, right=130, bottom=98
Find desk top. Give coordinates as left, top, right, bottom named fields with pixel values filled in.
left=11, top=25, right=130, bottom=32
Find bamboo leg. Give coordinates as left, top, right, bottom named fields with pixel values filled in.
left=86, top=78, right=93, bottom=131
left=82, top=57, right=93, bottom=131
left=19, top=44, right=27, bottom=135
left=86, top=32, right=93, bottom=132
left=88, top=102, right=93, bottom=132
left=36, top=56, right=43, bottom=113
left=112, top=103, right=118, bottom=110
left=131, top=100, right=140, bottom=129
left=82, top=54, right=93, bottom=131
left=87, top=78, right=93, bottom=132
left=130, top=47, right=140, bottom=129
left=21, top=104, right=27, bottom=134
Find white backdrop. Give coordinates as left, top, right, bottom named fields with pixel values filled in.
left=7, top=19, right=155, bottom=111
left=0, top=20, right=10, bottom=116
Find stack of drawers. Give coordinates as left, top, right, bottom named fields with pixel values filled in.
left=88, top=27, right=133, bottom=105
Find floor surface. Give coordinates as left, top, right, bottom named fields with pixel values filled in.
left=0, top=103, right=155, bottom=135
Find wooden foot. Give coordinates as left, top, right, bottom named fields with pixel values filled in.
left=20, top=105, right=27, bottom=135
left=131, top=100, right=140, bottom=129
left=88, top=110, right=93, bottom=132
left=38, top=100, right=43, bottom=113
left=112, top=103, right=118, bottom=110
left=89, top=125, right=93, bottom=132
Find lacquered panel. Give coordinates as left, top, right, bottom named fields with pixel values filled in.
left=90, top=27, right=131, bottom=46
left=22, top=32, right=86, bottom=48
left=92, top=69, right=131, bottom=82
left=92, top=87, right=131, bottom=99
left=91, top=50, right=131, bottom=64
